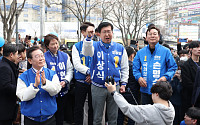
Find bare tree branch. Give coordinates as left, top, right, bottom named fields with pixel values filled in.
left=0, top=0, right=26, bottom=42
left=102, top=0, right=160, bottom=45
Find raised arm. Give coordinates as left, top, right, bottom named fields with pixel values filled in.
left=82, top=37, right=94, bottom=57
left=72, top=45, right=90, bottom=75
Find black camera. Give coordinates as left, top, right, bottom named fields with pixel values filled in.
left=105, top=76, right=115, bottom=85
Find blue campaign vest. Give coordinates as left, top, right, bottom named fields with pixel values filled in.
left=45, top=50, right=68, bottom=95
left=91, top=41, right=124, bottom=87
left=74, top=41, right=92, bottom=81
left=20, top=68, right=57, bottom=120
left=133, top=43, right=177, bottom=94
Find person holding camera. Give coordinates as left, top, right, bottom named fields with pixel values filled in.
left=82, top=22, right=129, bottom=125
left=105, top=81, right=175, bottom=125
left=44, top=34, right=73, bottom=125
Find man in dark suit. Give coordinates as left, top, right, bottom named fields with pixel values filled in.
left=0, top=44, right=19, bottom=125
left=181, top=41, right=200, bottom=121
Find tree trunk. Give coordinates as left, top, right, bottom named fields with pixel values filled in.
left=3, top=25, right=7, bottom=41
left=7, top=30, right=12, bottom=43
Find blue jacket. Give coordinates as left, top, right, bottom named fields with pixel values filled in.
left=133, top=43, right=177, bottom=94
left=91, top=41, right=125, bottom=87
left=20, top=68, right=57, bottom=122
left=180, top=120, right=186, bottom=125
left=45, top=50, right=68, bottom=96
left=74, top=41, right=92, bottom=82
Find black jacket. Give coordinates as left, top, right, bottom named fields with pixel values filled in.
left=0, top=57, right=18, bottom=120
left=192, top=66, right=200, bottom=106
left=126, top=60, right=140, bottom=92
left=181, top=58, right=199, bottom=117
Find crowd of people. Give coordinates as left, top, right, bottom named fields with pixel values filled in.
left=0, top=21, right=200, bottom=125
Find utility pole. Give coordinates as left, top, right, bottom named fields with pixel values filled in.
left=85, top=0, right=87, bottom=21
left=16, top=1, right=19, bottom=44
left=77, top=11, right=80, bottom=42
left=40, top=0, right=45, bottom=40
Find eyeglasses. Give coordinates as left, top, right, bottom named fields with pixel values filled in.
left=147, top=33, right=158, bottom=36
left=101, top=30, right=112, bottom=34
left=34, top=54, right=44, bottom=59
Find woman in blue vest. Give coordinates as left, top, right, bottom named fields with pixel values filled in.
left=16, top=46, right=62, bottom=125
left=44, top=34, right=73, bottom=125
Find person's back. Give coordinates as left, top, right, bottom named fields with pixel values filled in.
left=105, top=81, right=175, bottom=125
left=126, top=102, right=174, bottom=125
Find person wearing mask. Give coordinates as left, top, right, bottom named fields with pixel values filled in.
left=72, top=22, right=94, bottom=125
left=82, top=22, right=129, bottom=125
left=179, top=49, right=189, bottom=61
left=16, top=46, right=61, bottom=125
left=0, top=44, right=19, bottom=125
left=44, top=34, right=73, bottom=125
left=181, top=41, right=200, bottom=120
left=133, top=26, right=177, bottom=105
left=105, top=81, right=175, bottom=125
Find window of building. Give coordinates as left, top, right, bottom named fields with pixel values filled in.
left=23, top=8, right=28, bottom=12
left=24, top=14, right=28, bottom=17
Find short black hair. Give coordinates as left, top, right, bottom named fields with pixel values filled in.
left=148, top=23, right=155, bottom=29
left=95, top=28, right=99, bottom=33
left=60, top=44, right=67, bottom=51
left=178, top=49, right=189, bottom=55
left=146, top=26, right=161, bottom=37
left=44, top=34, right=58, bottom=48
left=189, top=41, right=200, bottom=49
left=80, top=22, right=95, bottom=32
left=125, top=46, right=136, bottom=57
left=34, top=37, right=38, bottom=41
left=162, top=43, right=171, bottom=50
left=186, top=107, right=200, bottom=125
left=3, top=44, right=18, bottom=57
left=98, top=22, right=113, bottom=33
left=27, top=46, right=43, bottom=59
left=17, top=44, right=26, bottom=54
left=151, top=81, right=173, bottom=101
left=183, top=44, right=189, bottom=50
